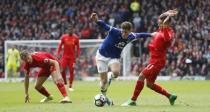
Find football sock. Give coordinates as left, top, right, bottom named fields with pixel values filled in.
left=131, top=80, right=144, bottom=101
left=56, top=82, right=67, bottom=97
left=108, top=72, right=114, bottom=79
left=69, top=66, right=74, bottom=88
left=100, top=81, right=109, bottom=95
left=150, top=84, right=170, bottom=98
left=37, top=87, right=50, bottom=97
left=61, top=71, right=67, bottom=85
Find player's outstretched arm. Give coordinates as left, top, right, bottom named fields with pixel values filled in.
left=24, top=71, right=30, bottom=103
left=135, top=33, right=152, bottom=38
left=90, top=13, right=111, bottom=31
left=158, top=9, right=178, bottom=26
left=159, top=9, right=178, bottom=18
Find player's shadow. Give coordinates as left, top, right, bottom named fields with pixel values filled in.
left=31, top=102, right=70, bottom=104
left=139, top=104, right=190, bottom=107
left=118, top=103, right=191, bottom=108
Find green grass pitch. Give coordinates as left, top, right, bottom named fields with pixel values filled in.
left=0, top=80, right=210, bottom=112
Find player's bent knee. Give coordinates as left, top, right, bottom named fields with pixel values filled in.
left=146, top=82, right=154, bottom=89
left=138, top=73, right=145, bottom=81
left=56, top=81, right=64, bottom=87
left=35, top=85, right=42, bottom=90
left=112, top=72, right=119, bottom=78
left=55, top=78, right=64, bottom=85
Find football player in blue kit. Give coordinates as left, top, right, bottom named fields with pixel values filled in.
left=90, top=13, right=154, bottom=106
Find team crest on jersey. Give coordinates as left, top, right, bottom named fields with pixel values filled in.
left=44, top=59, right=49, bottom=63
left=115, top=42, right=126, bottom=49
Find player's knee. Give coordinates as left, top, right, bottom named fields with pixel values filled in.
left=35, top=85, right=41, bottom=90
left=56, top=81, right=64, bottom=87
left=101, top=79, right=107, bottom=85
left=138, top=73, right=145, bottom=81
left=146, top=82, right=154, bottom=89
left=55, top=79, right=64, bottom=85
left=112, top=72, right=119, bottom=78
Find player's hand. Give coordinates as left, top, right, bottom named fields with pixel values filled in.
left=167, top=9, right=178, bottom=16
left=90, top=13, right=98, bottom=22
left=151, top=32, right=158, bottom=36
left=160, top=9, right=178, bottom=17
left=25, top=94, right=30, bottom=103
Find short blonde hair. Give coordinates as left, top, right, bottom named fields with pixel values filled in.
left=121, top=21, right=133, bottom=30
left=20, top=50, right=29, bottom=60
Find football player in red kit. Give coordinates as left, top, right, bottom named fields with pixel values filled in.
left=20, top=51, right=71, bottom=103
left=57, top=25, right=80, bottom=91
left=122, top=9, right=179, bottom=106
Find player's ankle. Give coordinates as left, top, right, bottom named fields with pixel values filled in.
left=131, top=98, right=136, bottom=102
left=168, top=94, right=172, bottom=99
left=49, top=94, right=53, bottom=97
left=101, top=89, right=107, bottom=95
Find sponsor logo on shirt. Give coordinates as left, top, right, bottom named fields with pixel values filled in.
left=44, top=59, right=49, bottom=63
left=115, top=42, right=126, bottom=49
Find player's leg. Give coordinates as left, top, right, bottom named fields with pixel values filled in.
left=60, top=58, right=67, bottom=85
left=145, top=65, right=177, bottom=105
left=12, top=63, right=18, bottom=81
left=99, top=71, right=114, bottom=106
left=109, top=59, right=121, bottom=78
left=96, top=51, right=113, bottom=106
left=146, top=81, right=177, bottom=105
left=96, top=51, right=109, bottom=95
left=68, top=60, right=75, bottom=90
left=51, top=71, right=71, bottom=103
left=96, top=60, right=108, bottom=95
left=121, top=72, right=145, bottom=106
left=35, top=76, right=53, bottom=103
left=6, top=63, right=12, bottom=80
left=99, top=72, right=108, bottom=95
left=108, top=59, right=121, bottom=84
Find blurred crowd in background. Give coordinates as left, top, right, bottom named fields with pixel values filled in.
left=0, top=0, right=209, bottom=78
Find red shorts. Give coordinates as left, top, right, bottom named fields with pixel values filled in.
left=142, top=64, right=163, bottom=83
left=60, top=58, right=75, bottom=69
left=37, top=65, right=56, bottom=77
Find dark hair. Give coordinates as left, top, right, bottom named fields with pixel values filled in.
left=20, top=50, right=29, bottom=60
left=121, top=21, right=133, bottom=30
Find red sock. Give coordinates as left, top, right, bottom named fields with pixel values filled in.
left=37, top=87, right=50, bottom=97
left=131, top=80, right=144, bottom=101
left=56, top=82, right=67, bottom=97
left=61, top=71, right=67, bottom=85
left=69, top=65, right=74, bottom=88
left=151, top=84, right=170, bottom=98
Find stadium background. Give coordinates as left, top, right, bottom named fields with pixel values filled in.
left=0, top=0, right=209, bottom=79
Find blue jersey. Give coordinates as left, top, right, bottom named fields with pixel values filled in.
left=97, top=20, right=151, bottom=58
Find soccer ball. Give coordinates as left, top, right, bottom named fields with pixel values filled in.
left=94, top=94, right=106, bottom=107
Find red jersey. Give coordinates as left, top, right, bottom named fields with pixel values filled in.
left=24, top=52, right=57, bottom=74
left=57, top=34, right=80, bottom=60
left=148, top=27, right=174, bottom=66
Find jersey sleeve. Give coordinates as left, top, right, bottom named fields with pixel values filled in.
left=96, top=20, right=112, bottom=31
left=128, top=32, right=152, bottom=40
left=35, top=53, right=52, bottom=66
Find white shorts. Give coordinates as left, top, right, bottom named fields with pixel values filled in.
left=96, top=50, right=120, bottom=73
